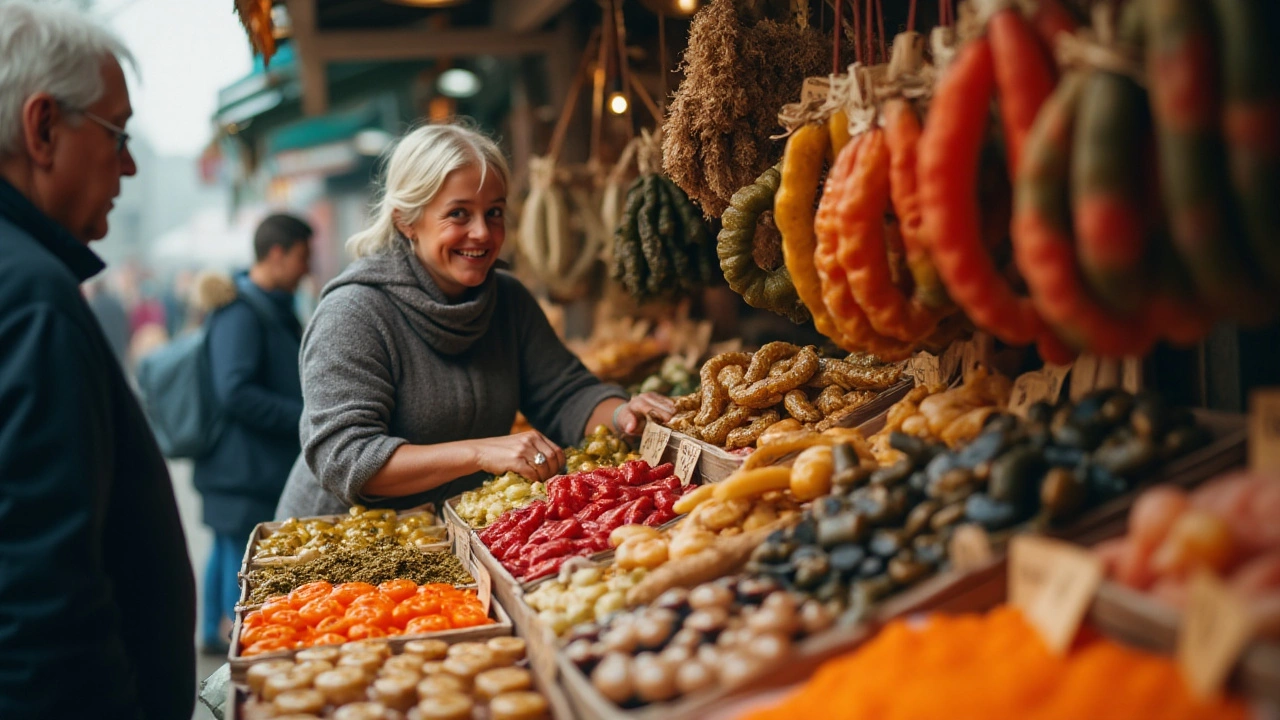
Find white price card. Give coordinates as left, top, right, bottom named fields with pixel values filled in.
left=1009, top=535, right=1103, bottom=655
left=674, top=442, right=703, bottom=485
left=640, top=422, right=672, bottom=467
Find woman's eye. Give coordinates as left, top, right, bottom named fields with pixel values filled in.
left=487, top=208, right=504, bottom=220
left=449, top=209, right=468, bottom=220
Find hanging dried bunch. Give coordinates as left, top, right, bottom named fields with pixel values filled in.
left=662, top=0, right=828, bottom=218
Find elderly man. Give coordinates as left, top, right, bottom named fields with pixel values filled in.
left=0, top=3, right=195, bottom=719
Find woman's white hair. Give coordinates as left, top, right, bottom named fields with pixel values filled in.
left=0, top=1, right=135, bottom=157
left=347, top=122, right=510, bottom=258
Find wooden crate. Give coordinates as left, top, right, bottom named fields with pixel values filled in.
left=660, top=378, right=917, bottom=483
left=226, top=629, right=575, bottom=720
left=228, top=518, right=510, bottom=681
left=554, top=410, right=1247, bottom=719
left=238, top=504, right=445, bottom=576
left=1091, top=581, right=1279, bottom=705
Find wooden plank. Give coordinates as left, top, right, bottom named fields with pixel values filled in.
left=284, top=0, right=327, bottom=116
left=493, top=0, right=575, bottom=33
left=314, top=28, right=558, bottom=62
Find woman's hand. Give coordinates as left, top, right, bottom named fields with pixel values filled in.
left=613, top=392, right=677, bottom=436
left=470, top=431, right=566, bottom=482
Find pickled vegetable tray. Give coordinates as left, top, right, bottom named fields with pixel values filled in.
left=553, top=410, right=1247, bottom=720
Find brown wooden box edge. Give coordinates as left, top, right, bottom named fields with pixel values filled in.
left=228, top=508, right=512, bottom=682
left=553, top=409, right=1248, bottom=719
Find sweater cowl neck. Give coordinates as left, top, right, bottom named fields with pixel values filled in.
left=321, top=240, right=496, bottom=355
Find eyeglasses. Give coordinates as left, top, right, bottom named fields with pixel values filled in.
left=79, top=110, right=131, bottom=155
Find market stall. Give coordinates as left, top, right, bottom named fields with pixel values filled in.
left=214, top=0, right=1280, bottom=717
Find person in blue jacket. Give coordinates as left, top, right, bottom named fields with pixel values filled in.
left=0, top=3, right=195, bottom=718
left=193, top=213, right=311, bottom=653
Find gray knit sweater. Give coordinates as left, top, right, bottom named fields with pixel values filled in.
left=274, top=244, right=627, bottom=519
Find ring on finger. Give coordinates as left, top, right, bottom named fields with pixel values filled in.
left=533, top=452, right=547, bottom=466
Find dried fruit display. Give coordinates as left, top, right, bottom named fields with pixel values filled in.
left=238, top=636, right=548, bottom=719
left=245, top=540, right=474, bottom=605
left=669, top=343, right=903, bottom=449
left=239, top=582, right=492, bottom=657
left=565, top=576, right=834, bottom=708
left=1096, top=471, right=1280, bottom=637
left=253, top=506, right=445, bottom=564
left=747, top=388, right=1209, bottom=617
left=524, top=562, right=648, bottom=635
left=477, top=461, right=689, bottom=582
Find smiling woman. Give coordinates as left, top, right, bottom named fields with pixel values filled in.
left=275, top=122, right=677, bottom=521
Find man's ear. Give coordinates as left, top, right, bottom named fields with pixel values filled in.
left=22, top=94, right=60, bottom=168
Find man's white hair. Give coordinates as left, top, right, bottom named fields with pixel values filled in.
left=0, top=1, right=135, bottom=157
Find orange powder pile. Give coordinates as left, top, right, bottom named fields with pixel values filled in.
left=741, top=606, right=1247, bottom=720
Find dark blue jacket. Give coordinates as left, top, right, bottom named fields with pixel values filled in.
left=0, top=179, right=195, bottom=720
left=193, top=272, right=303, bottom=540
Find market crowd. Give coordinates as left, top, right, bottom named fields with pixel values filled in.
left=0, top=3, right=672, bottom=718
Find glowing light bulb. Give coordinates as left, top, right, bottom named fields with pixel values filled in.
left=676, top=0, right=698, bottom=13
left=608, top=92, right=629, bottom=115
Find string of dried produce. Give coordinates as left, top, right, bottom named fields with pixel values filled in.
left=662, top=0, right=828, bottom=217
left=1213, top=0, right=1280, bottom=289
left=779, top=124, right=854, bottom=349
left=610, top=133, right=717, bottom=302
left=1145, top=0, right=1276, bottom=325
left=917, top=7, right=1047, bottom=350
left=718, top=164, right=811, bottom=324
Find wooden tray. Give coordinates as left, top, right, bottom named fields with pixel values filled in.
left=238, top=504, right=444, bottom=573
left=660, top=379, right=917, bottom=484
left=228, top=519, right=510, bottom=681
left=1091, top=581, right=1280, bottom=705
left=554, top=410, right=1247, bottom=719
left=226, top=630, right=575, bottom=720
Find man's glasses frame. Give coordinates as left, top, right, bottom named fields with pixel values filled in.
left=79, top=110, right=131, bottom=155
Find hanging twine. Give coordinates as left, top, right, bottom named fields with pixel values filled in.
left=635, top=128, right=662, bottom=175
left=773, top=75, right=838, bottom=138
left=1055, top=3, right=1146, bottom=84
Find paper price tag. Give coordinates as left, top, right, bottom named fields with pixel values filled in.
left=475, top=561, right=492, bottom=615
left=1008, top=372, right=1053, bottom=418
left=1009, top=536, right=1103, bottom=654
left=960, top=333, right=992, bottom=383
left=801, top=76, right=831, bottom=103
left=1178, top=571, right=1255, bottom=699
left=640, top=422, right=672, bottom=467
left=948, top=524, right=994, bottom=573
left=674, top=442, right=702, bottom=485
left=1248, top=388, right=1280, bottom=474
left=909, top=352, right=943, bottom=388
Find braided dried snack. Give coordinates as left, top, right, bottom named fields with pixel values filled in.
left=744, top=341, right=802, bottom=383
left=783, top=389, right=823, bottom=424
left=813, top=385, right=847, bottom=415
left=805, top=357, right=903, bottom=391
left=728, top=347, right=819, bottom=406
left=726, top=411, right=781, bottom=450
left=700, top=405, right=752, bottom=446
left=695, top=351, right=751, bottom=425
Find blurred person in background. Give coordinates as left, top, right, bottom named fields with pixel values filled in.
left=0, top=2, right=195, bottom=718
left=193, top=213, right=311, bottom=653
left=83, top=275, right=129, bottom=365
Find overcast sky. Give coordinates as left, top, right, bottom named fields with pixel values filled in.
left=97, top=0, right=254, bottom=157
